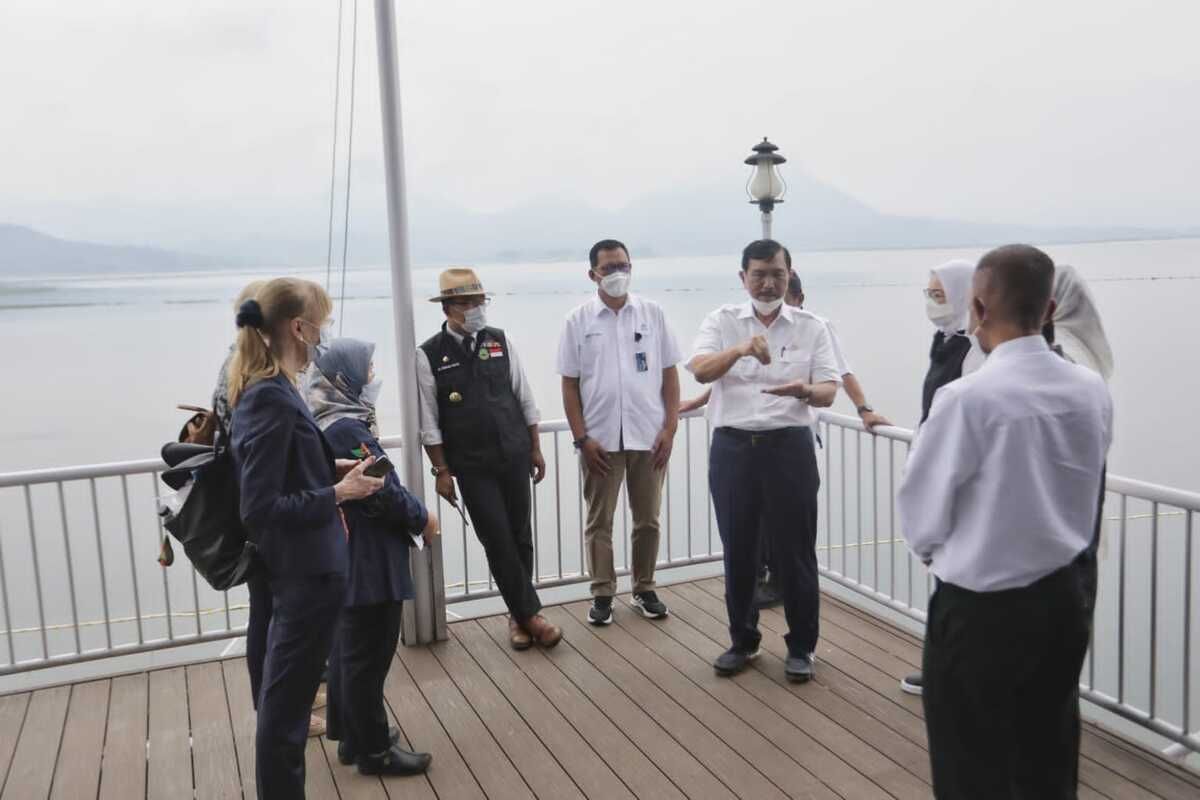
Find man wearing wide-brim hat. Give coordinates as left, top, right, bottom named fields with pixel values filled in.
left=415, top=268, right=562, bottom=649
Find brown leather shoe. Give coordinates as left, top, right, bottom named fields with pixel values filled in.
left=509, top=617, right=533, bottom=650
left=523, top=614, right=563, bottom=648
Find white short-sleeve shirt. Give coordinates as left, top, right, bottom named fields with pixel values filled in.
left=556, top=294, right=683, bottom=452
left=687, top=302, right=842, bottom=430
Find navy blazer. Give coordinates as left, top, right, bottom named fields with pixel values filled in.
left=231, top=374, right=348, bottom=579
left=324, top=417, right=427, bottom=606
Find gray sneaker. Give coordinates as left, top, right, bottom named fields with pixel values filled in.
left=785, top=653, right=814, bottom=683
left=713, top=646, right=761, bottom=676
left=588, top=596, right=614, bottom=625
left=631, top=591, right=669, bottom=619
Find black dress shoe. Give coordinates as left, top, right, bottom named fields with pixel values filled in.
left=358, top=745, right=433, bottom=776
left=713, top=646, right=760, bottom=676
left=785, top=653, right=814, bottom=683
left=337, top=726, right=402, bottom=765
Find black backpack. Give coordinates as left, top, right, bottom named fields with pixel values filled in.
left=160, top=428, right=258, bottom=591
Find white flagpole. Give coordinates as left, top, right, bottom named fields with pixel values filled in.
left=373, top=0, right=446, bottom=643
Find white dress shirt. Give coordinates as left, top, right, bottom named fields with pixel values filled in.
left=897, top=335, right=1113, bottom=592
left=415, top=326, right=540, bottom=447
left=687, top=302, right=842, bottom=431
left=556, top=294, right=683, bottom=452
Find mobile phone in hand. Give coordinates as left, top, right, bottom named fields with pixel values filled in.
left=363, top=455, right=395, bottom=478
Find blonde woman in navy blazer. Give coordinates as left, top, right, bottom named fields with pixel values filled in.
left=227, top=278, right=385, bottom=800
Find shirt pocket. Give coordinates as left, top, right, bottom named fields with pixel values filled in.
left=580, top=329, right=607, bottom=370
left=777, top=349, right=811, bottom=383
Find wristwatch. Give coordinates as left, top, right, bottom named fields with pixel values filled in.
left=430, top=465, right=451, bottom=477
left=857, top=404, right=875, bottom=415
left=572, top=435, right=589, bottom=450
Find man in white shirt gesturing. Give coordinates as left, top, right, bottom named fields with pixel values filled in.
left=898, top=244, right=1113, bottom=798
left=559, top=239, right=682, bottom=626
left=687, top=239, right=841, bottom=681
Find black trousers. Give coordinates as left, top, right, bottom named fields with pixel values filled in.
left=923, top=559, right=1092, bottom=799
left=457, top=461, right=542, bottom=622
left=256, top=573, right=345, bottom=800
left=709, top=426, right=821, bottom=656
left=326, top=601, right=403, bottom=757
left=246, top=569, right=272, bottom=709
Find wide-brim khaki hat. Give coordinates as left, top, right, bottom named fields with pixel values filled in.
left=429, top=267, right=487, bottom=302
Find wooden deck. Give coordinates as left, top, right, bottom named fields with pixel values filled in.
left=0, top=577, right=1197, bottom=799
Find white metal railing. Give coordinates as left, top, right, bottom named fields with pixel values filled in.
left=0, top=411, right=1196, bottom=755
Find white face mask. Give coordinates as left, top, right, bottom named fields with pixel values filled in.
left=926, top=297, right=957, bottom=328
left=299, top=322, right=332, bottom=365
left=360, top=376, right=383, bottom=407
left=751, top=296, right=784, bottom=316
left=599, top=271, right=631, bottom=298
left=461, top=305, right=487, bottom=334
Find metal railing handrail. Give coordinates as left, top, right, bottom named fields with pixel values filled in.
left=1, top=410, right=1197, bottom=757
left=11, top=411, right=1196, bottom=515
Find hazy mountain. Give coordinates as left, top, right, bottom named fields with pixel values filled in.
left=0, top=223, right=230, bottom=275
left=4, top=170, right=1196, bottom=275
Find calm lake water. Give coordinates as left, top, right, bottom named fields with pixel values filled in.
left=0, top=239, right=1197, bottom=739
left=2, top=237, right=1198, bottom=490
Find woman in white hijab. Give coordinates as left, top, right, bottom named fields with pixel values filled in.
left=1048, top=264, right=1114, bottom=381
left=901, top=258, right=976, bottom=697
left=919, top=259, right=976, bottom=423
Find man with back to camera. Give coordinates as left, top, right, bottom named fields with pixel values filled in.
left=687, top=238, right=841, bottom=681
left=416, top=268, right=563, bottom=650
left=558, top=239, right=682, bottom=626
left=898, top=244, right=1112, bottom=798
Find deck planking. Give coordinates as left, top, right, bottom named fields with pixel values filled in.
left=49, top=680, right=109, bottom=800
left=0, top=577, right=1195, bottom=799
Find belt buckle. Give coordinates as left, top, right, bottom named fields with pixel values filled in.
left=750, top=432, right=766, bottom=446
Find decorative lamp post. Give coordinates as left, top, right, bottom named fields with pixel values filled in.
left=745, top=137, right=787, bottom=240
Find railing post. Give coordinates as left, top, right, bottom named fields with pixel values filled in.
left=374, top=0, right=445, bottom=644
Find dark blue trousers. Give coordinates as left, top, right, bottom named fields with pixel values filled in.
left=256, top=573, right=345, bottom=800
left=326, top=601, right=403, bottom=757
left=246, top=570, right=272, bottom=709
left=709, top=426, right=820, bottom=656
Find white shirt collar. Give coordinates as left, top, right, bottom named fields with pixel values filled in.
left=736, top=300, right=796, bottom=325
left=589, top=292, right=640, bottom=318
left=979, top=334, right=1050, bottom=369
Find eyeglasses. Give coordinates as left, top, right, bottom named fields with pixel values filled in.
left=923, top=289, right=947, bottom=303
left=594, top=262, right=631, bottom=276
left=446, top=296, right=490, bottom=309
left=299, top=318, right=335, bottom=334
left=745, top=269, right=788, bottom=286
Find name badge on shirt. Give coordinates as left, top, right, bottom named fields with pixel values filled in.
left=635, top=351, right=648, bottom=372
left=483, top=341, right=506, bottom=359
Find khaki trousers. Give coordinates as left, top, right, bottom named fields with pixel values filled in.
left=583, top=450, right=665, bottom=597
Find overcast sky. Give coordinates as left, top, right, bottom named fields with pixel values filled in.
left=2, top=0, right=1198, bottom=250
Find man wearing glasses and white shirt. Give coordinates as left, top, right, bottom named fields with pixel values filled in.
left=559, top=239, right=682, bottom=626
left=687, top=239, right=841, bottom=682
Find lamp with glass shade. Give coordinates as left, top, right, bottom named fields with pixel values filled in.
left=745, top=137, right=787, bottom=239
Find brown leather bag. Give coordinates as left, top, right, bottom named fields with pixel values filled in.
left=177, top=404, right=217, bottom=446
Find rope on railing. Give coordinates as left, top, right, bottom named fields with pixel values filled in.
left=0, top=604, right=250, bottom=637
